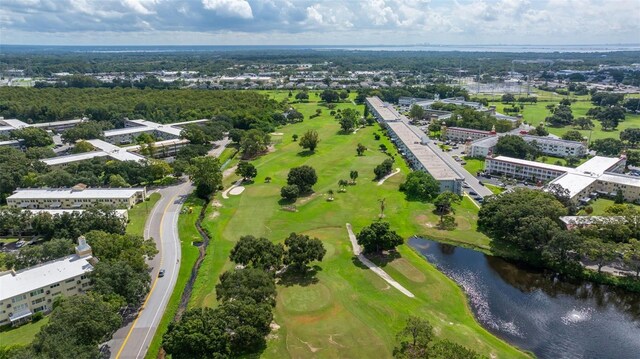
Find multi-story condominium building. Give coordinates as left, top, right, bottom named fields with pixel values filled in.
left=6, top=186, right=146, bottom=210
left=366, top=96, right=464, bottom=195
left=467, top=133, right=588, bottom=159
left=521, top=135, right=587, bottom=158
left=442, top=126, right=496, bottom=143
left=0, top=237, right=95, bottom=325
left=41, top=138, right=146, bottom=168
left=0, top=117, right=87, bottom=135
left=103, top=118, right=208, bottom=145
left=484, top=155, right=638, bottom=204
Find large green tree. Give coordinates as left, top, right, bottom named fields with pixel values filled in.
left=299, top=129, right=320, bottom=152
left=90, top=260, right=151, bottom=306
left=235, top=161, right=258, bottom=181
left=590, top=138, right=624, bottom=156
left=478, top=189, right=567, bottom=245
left=162, top=307, right=231, bottom=359
left=216, top=268, right=277, bottom=306
left=186, top=155, right=223, bottom=198
left=399, top=171, right=440, bottom=201
left=283, top=232, right=326, bottom=271
left=240, top=129, right=270, bottom=159
left=11, top=127, right=53, bottom=147
left=374, top=158, right=395, bottom=180
left=287, top=165, right=317, bottom=193
left=356, top=221, right=404, bottom=253
left=494, top=135, right=537, bottom=159
left=229, top=235, right=284, bottom=272
left=32, top=293, right=122, bottom=359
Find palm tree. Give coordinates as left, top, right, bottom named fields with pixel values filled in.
left=338, top=179, right=348, bottom=192
left=327, top=189, right=334, bottom=201
left=378, top=198, right=386, bottom=219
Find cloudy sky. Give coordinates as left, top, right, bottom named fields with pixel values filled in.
left=1, top=0, right=639, bottom=46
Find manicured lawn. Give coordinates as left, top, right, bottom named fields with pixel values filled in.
left=485, top=184, right=504, bottom=195
left=188, top=93, right=528, bottom=358
left=126, top=192, right=161, bottom=236
left=144, top=195, right=204, bottom=359
left=463, top=157, right=485, bottom=175
left=0, top=317, right=49, bottom=348
left=484, top=92, right=640, bottom=143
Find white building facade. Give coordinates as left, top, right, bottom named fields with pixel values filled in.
left=0, top=238, right=94, bottom=325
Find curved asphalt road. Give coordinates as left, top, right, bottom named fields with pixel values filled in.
left=108, top=181, right=191, bottom=359
left=109, top=138, right=230, bottom=359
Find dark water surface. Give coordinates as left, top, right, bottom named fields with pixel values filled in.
left=409, top=238, right=640, bottom=359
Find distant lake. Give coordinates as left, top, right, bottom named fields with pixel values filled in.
left=409, top=237, right=640, bottom=359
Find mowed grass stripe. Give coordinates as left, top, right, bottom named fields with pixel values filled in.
left=189, top=93, right=529, bottom=358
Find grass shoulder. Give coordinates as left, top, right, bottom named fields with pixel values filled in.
left=144, top=195, right=204, bottom=359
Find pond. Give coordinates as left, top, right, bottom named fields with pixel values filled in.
left=408, top=237, right=640, bottom=359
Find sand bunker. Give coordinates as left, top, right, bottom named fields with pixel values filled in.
left=229, top=186, right=245, bottom=195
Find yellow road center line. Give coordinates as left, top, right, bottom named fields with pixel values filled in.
left=115, top=191, right=178, bottom=359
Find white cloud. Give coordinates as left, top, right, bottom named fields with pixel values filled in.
left=121, top=0, right=156, bottom=15
left=0, top=0, right=638, bottom=45
left=202, top=0, right=253, bottom=19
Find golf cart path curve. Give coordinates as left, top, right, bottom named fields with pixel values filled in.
left=346, top=223, right=415, bottom=298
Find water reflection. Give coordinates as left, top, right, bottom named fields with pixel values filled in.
left=409, top=237, right=640, bottom=359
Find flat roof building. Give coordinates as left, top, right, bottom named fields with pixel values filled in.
left=7, top=187, right=146, bottom=210
left=103, top=118, right=207, bottom=145
left=0, top=238, right=94, bottom=325
left=366, top=96, right=464, bottom=195
left=484, top=155, right=638, bottom=204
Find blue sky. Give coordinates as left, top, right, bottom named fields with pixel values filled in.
left=1, top=0, right=639, bottom=45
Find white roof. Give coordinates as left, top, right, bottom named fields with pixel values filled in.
left=366, top=97, right=401, bottom=122
left=522, top=135, right=584, bottom=147
left=0, top=119, right=29, bottom=130
left=8, top=187, right=144, bottom=200
left=471, top=136, right=499, bottom=148
left=598, top=173, right=640, bottom=187
left=388, top=121, right=462, bottom=180
left=490, top=156, right=570, bottom=173
left=85, top=139, right=146, bottom=162
left=0, top=255, right=93, bottom=301
left=25, top=209, right=128, bottom=218
left=31, top=119, right=87, bottom=128
left=123, top=138, right=189, bottom=152
left=575, top=156, right=624, bottom=175
left=41, top=151, right=109, bottom=166
left=549, top=173, right=598, bottom=197
left=560, top=216, right=625, bottom=225
left=104, top=126, right=153, bottom=137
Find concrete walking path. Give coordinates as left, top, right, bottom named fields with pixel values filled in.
left=346, top=223, right=415, bottom=298
left=377, top=168, right=401, bottom=185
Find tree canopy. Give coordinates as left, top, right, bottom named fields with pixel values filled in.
left=287, top=165, right=317, bottom=194
left=356, top=221, right=404, bottom=253
left=229, top=235, right=284, bottom=272
left=283, top=232, right=326, bottom=271
left=187, top=156, right=223, bottom=198
left=399, top=171, right=440, bottom=201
